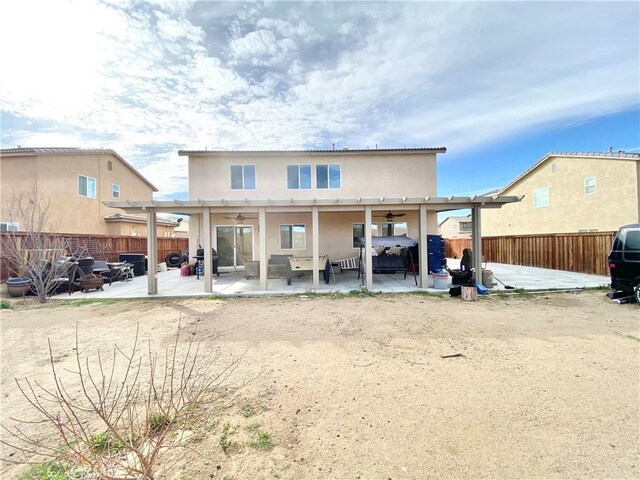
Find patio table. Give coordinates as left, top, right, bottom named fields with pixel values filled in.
left=286, top=256, right=331, bottom=285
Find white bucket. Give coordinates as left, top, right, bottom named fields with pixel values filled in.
left=433, top=273, right=449, bottom=290
left=158, top=262, right=167, bottom=272
left=482, top=269, right=495, bottom=287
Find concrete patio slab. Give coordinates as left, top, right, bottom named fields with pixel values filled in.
left=52, top=259, right=611, bottom=300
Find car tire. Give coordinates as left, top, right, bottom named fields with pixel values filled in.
left=634, top=284, right=640, bottom=305
left=165, top=252, right=182, bottom=268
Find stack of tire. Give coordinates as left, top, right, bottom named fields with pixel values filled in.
left=165, top=251, right=189, bottom=268
left=119, top=253, right=146, bottom=277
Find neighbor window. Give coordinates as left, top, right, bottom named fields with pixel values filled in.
left=0, top=221, right=19, bottom=232
left=287, top=164, right=312, bottom=189
left=533, top=187, right=549, bottom=208
left=352, top=223, right=379, bottom=248
left=112, top=184, right=120, bottom=198
left=382, top=222, right=407, bottom=236
left=230, top=164, right=256, bottom=190
left=78, top=175, right=96, bottom=198
left=316, top=164, right=341, bottom=189
left=280, top=224, right=306, bottom=249
left=584, top=177, right=596, bottom=195
left=107, top=160, right=113, bottom=171
left=551, top=163, right=557, bottom=173
left=459, top=221, right=472, bottom=233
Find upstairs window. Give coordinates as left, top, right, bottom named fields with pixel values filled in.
left=533, top=187, right=549, bottom=208
left=230, top=165, right=256, bottom=190
left=112, top=184, right=120, bottom=198
left=280, top=224, right=306, bottom=249
left=459, top=221, right=472, bottom=233
left=78, top=175, right=96, bottom=199
left=316, top=164, right=341, bottom=189
left=584, top=177, right=596, bottom=195
left=287, top=164, right=312, bottom=189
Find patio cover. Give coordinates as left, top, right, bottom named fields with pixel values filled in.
left=356, top=234, right=418, bottom=248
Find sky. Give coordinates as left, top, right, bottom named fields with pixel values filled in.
left=1, top=0, right=639, bottom=216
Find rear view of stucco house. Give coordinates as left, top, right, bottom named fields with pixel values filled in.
left=108, top=147, right=521, bottom=294
left=481, top=152, right=640, bottom=236
left=0, top=147, right=176, bottom=236
left=439, top=215, right=472, bottom=239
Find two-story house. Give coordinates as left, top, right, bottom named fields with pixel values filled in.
left=439, top=215, right=472, bottom=239
left=0, top=147, right=177, bottom=236
left=108, top=147, right=521, bottom=294
left=481, top=151, right=640, bottom=236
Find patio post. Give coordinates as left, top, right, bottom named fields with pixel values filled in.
left=472, top=205, right=483, bottom=286
left=419, top=204, right=428, bottom=288
left=203, top=207, right=213, bottom=293
left=312, top=206, right=319, bottom=289
left=259, top=207, right=267, bottom=290
left=147, top=209, right=158, bottom=295
left=365, top=205, right=373, bottom=289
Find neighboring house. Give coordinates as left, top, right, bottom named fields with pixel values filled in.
left=482, top=152, right=640, bottom=236
left=172, top=218, right=189, bottom=238
left=439, top=215, right=472, bottom=239
left=108, top=147, right=521, bottom=293
left=104, top=213, right=178, bottom=237
left=0, top=147, right=174, bottom=236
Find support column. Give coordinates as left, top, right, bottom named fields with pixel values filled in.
left=419, top=204, right=429, bottom=288
left=203, top=207, right=213, bottom=293
left=312, top=206, right=320, bottom=289
left=472, top=206, right=483, bottom=286
left=365, top=206, right=373, bottom=289
left=147, top=209, right=158, bottom=295
left=259, top=207, right=267, bottom=291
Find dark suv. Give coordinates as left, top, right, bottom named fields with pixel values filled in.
left=608, top=223, right=640, bottom=302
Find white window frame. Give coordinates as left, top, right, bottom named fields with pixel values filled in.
left=78, top=174, right=96, bottom=199
left=287, top=164, right=312, bottom=190
left=584, top=177, right=596, bottom=195
left=230, top=164, right=256, bottom=190
left=112, top=183, right=120, bottom=199
left=533, top=187, right=549, bottom=208
left=352, top=223, right=379, bottom=249
left=280, top=224, right=306, bottom=250
left=459, top=221, right=472, bottom=233
left=316, top=163, right=341, bottom=189
left=0, top=221, right=19, bottom=232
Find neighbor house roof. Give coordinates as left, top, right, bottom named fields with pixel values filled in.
left=178, top=147, right=447, bottom=156
left=104, top=213, right=178, bottom=226
left=0, top=147, right=158, bottom=192
left=438, top=215, right=471, bottom=227
left=498, top=151, right=640, bottom=194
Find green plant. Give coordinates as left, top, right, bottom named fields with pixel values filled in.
left=149, top=411, right=172, bottom=434
left=17, top=461, right=84, bottom=479
left=249, top=430, right=273, bottom=450
left=240, top=404, right=255, bottom=418
left=245, top=422, right=261, bottom=433
left=89, top=431, right=124, bottom=453
left=218, top=422, right=233, bottom=452
left=0, top=299, right=13, bottom=309
left=348, top=287, right=376, bottom=297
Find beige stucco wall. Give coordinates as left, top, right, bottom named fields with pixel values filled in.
left=1, top=152, right=155, bottom=235
left=105, top=221, right=175, bottom=237
left=188, top=151, right=437, bottom=200
left=482, top=156, right=640, bottom=236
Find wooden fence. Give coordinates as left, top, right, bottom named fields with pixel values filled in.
left=445, top=232, right=615, bottom=276
left=1, top=232, right=188, bottom=280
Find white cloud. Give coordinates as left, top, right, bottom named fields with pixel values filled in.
left=1, top=1, right=638, bottom=197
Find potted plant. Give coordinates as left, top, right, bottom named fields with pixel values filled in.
left=6, top=277, right=31, bottom=297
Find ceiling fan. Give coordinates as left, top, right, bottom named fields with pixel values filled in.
left=374, top=211, right=406, bottom=221
left=223, top=213, right=257, bottom=224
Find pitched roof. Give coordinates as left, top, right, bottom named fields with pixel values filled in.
left=0, top=147, right=158, bottom=191
left=498, top=151, right=640, bottom=194
left=104, top=213, right=178, bottom=226
left=178, top=147, right=446, bottom=156
left=438, top=215, right=471, bottom=227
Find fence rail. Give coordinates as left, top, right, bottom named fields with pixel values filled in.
left=1, top=232, right=188, bottom=280
left=445, top=232, right=615, bottom=276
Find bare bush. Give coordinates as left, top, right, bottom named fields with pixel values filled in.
left=1, top=322, right=246, bottom=479
left=2, top=185, right=73, bottom=302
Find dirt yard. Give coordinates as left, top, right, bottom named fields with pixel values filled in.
left=1, top=290, right=639, bottom=479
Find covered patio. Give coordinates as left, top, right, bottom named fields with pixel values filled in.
left=106, top=195, right=523, bottom=296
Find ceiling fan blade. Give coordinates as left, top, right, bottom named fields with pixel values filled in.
left=393, top=213, right=406, bottom=217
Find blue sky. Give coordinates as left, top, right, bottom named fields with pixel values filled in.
left=1, top=1, right=638, bottom=210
